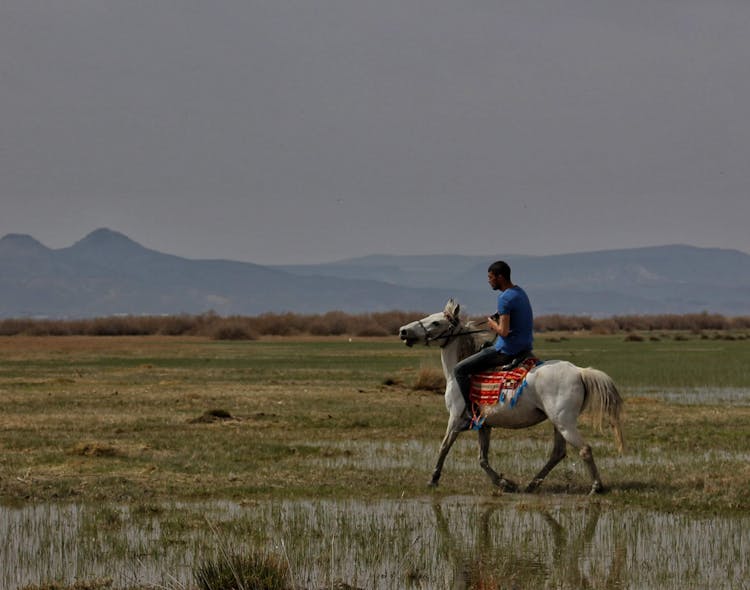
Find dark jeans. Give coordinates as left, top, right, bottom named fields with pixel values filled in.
left=454, top=347, right=512, bottom=411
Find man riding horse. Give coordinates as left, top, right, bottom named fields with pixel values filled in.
left=399, top=296, right=623, bottom=493
left=454, top=260, right=534, bottom=429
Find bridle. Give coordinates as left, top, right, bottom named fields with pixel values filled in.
left=417, top=314, right=491, bottom=348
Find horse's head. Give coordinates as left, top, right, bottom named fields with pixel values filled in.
left=399, top=299, right=461, bottom=347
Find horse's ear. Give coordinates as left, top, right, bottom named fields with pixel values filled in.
left=444, top=298, right=460, bottom=319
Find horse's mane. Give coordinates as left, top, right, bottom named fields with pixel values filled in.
left=442, top=300, right=494, bottom=361
left=456, top=319, right=495, bottom=361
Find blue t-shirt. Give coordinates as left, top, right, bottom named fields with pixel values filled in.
left=494, top=285, right=534, bottom=355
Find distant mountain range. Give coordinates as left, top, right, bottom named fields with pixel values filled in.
left=1, top=228, right=749, bottom=318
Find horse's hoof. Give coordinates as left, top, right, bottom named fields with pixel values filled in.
left=500, top=479, right=518, bottom=493
left=428, top=480, right=440, bottom=488
left=588, top=482, right=605, bottom=495
left=524, top=483, right=539, bottom=494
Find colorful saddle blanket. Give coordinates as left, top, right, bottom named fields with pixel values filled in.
left=469, top=357, right=541, bottom=409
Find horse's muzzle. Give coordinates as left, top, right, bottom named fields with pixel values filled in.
left=399, top=328, right=416, bottom=347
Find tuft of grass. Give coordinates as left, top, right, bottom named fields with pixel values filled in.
left=194, top=549, right=291, bottom=590
left=70, top=442, right=119, bottom=457
left=412, top=366, right=445, bottom=393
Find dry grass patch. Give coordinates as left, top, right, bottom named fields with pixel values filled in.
left=412, top=366, right=446, bottom=393
left=188, top=409, right=237, bottom=423
left=70, top=442, right=120, bottom=457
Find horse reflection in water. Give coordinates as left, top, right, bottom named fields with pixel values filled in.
left=431, top=501, right=627, bottom=589
left=399, top=299, right=625, bottom=494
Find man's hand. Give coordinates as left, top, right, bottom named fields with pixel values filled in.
left=487, top=314, right=510, bottom=337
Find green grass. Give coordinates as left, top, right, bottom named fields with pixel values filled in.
left=1, top=333, right=749, bottom=514
left=535, top=332, right=750, bottom=389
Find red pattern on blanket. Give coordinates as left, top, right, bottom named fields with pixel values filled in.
left=469, top=357, right=540, bottom=407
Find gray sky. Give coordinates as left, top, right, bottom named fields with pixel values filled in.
left=2, top=0, right=749, bottom=265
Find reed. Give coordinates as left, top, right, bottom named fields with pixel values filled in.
left=194, top=550, right=290, bottom=590
left=2, top=311, right=749, bottom=338
left=9, top=498, right=750, bottom=589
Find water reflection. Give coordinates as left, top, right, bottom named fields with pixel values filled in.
left=433, top=502, right=625, bottom=589
left=1, top=497, right=747, bottom=589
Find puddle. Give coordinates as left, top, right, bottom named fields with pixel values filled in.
left=627, top=387, right=750, bottom=406
left=2, top=497, right=747, bottom=589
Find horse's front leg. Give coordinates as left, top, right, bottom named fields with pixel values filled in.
left=477, top=427, right=518, bottom=492
left=429, top=417, right=464, bottom=487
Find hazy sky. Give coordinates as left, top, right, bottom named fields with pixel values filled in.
left=2, top=1, right=749, bottom=264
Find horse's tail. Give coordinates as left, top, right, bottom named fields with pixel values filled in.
left=579, top=367, right=625, bottom=454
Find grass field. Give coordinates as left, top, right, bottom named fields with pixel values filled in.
left=2, top=332, right=750, bottom=588
left=1, top=332, right=749, bottom=514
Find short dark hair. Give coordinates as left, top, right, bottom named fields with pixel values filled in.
left=488, top=260, right=511, bottom=280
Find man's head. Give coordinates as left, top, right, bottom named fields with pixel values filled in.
left=487, top=260, right=512, bottom=291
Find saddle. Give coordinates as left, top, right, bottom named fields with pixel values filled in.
left=469, top=355, right=541, bottom=411
left=500, top=349, right=534, bottom=371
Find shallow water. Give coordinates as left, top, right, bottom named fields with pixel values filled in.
left=628, top=386, right=750, bottom=406
left=2, top=496, right=748, bottom=589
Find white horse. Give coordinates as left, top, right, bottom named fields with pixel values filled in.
left=399, top=299, right=625, bottom=494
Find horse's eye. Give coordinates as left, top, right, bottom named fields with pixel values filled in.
left=431, top=321, right=440, bottom=327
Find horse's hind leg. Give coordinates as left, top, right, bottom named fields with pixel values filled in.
left=579, top=444, right=604, bottom=494
left=477, top=428, right=517, bottom=492
left=526, top=427, right=567, bottom=493
left=558, top=425, right=604, bottom=495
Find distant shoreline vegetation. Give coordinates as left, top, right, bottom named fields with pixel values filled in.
left=1, top=311, right=749, bottom=339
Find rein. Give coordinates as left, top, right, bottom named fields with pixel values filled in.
left=419, top=317, right=492, bottom=348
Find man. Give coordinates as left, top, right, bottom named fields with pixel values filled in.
left=453, top=260, right=534, bottom=428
